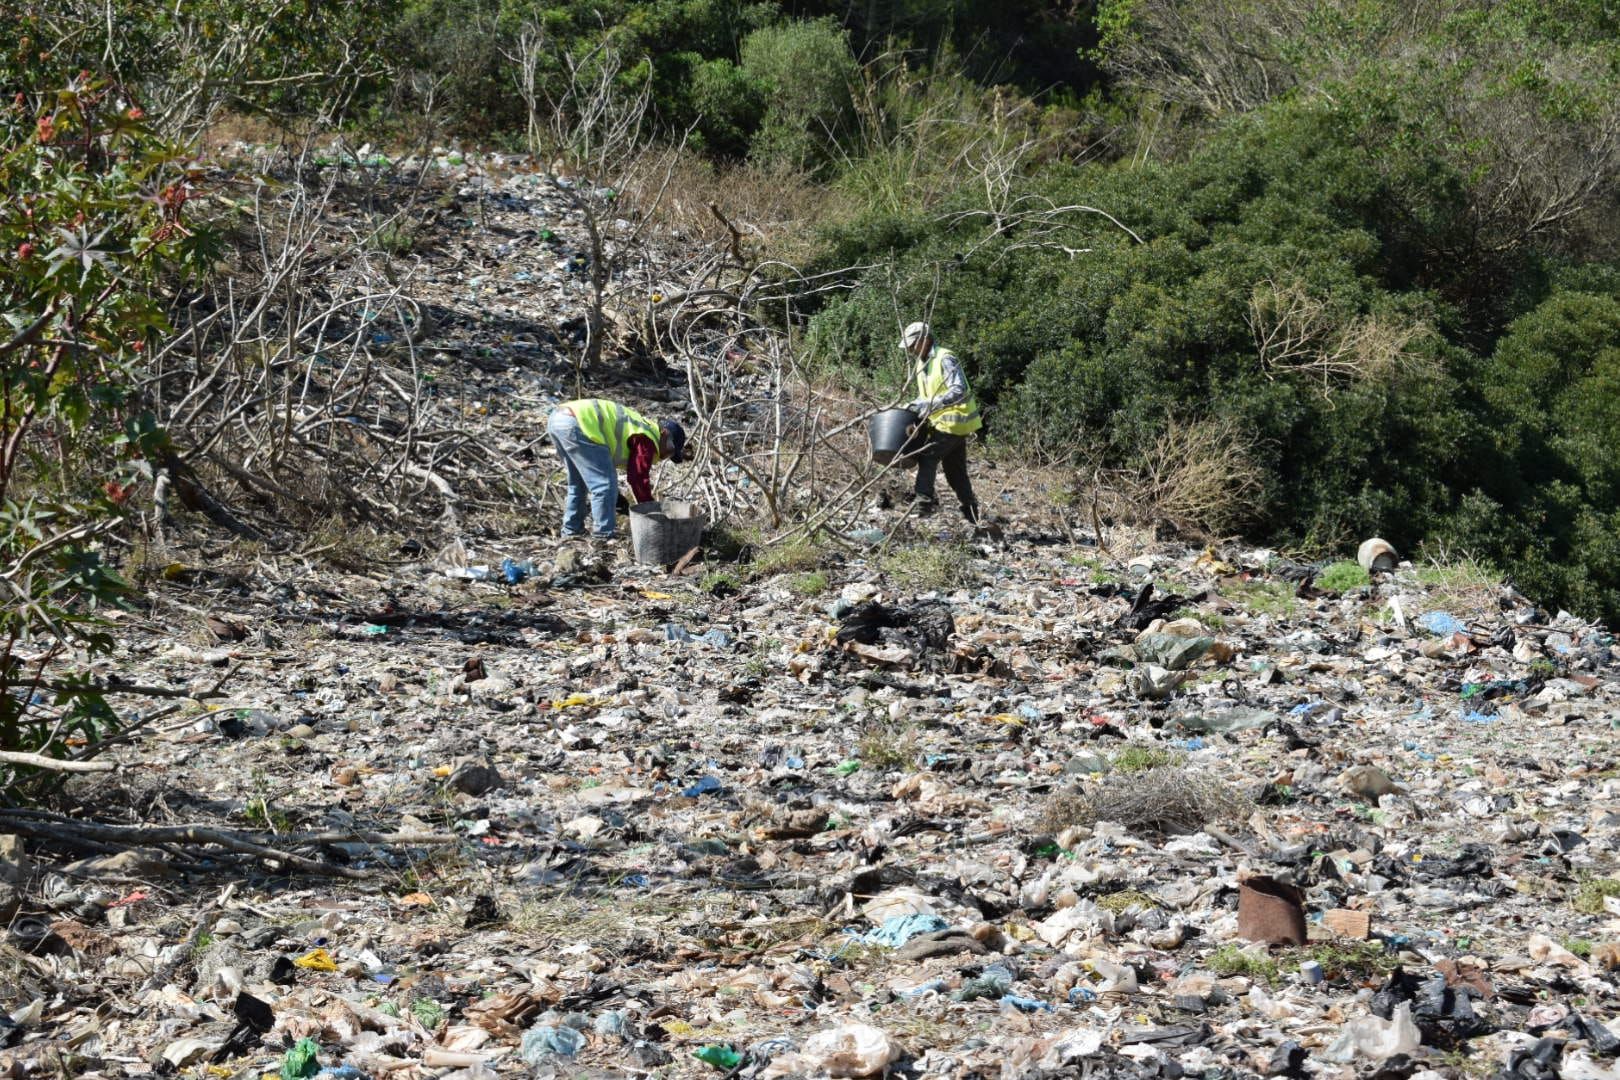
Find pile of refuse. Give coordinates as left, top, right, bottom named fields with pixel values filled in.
left=1, top=518, right=1615, bottom=1079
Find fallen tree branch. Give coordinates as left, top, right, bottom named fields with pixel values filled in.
left=0, top=751, right=116, bottom=773
left=0, top=812, right=455, bottom=879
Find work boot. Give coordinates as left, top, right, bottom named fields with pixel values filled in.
left=913, top=498, right=939, bottom=518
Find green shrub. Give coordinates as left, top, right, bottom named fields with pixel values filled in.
left=1572, top=877, right=1620, bottom=915
left=740, top=18, right=857, bottom=173
left=689, top=58, right=765, bottom=158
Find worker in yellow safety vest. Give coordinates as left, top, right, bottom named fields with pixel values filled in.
left=546, top=398, right=687, bottom=540
left=900, top=321, right=981, bottom=524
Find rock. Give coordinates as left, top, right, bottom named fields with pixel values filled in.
left=445, top=759, right=504, bottom=796
left=61, top=849, right=173, bottom=879
left=0, top=835, right=25, bottom=884
left=1592, top=942, right=1620, bottom=971
left=893, top=929, right=989, bottom=961
left=1338, top=765, right=1405, bottom=802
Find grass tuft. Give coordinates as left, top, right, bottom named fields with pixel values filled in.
left=856, top=721, right=919, bottom=771
left=1305, top=940, right=1397, bottom=980
left=749, top=538, right=824, bottom=580
left=1225, top=579, right=1298, bottom=618
left=1572, top=877, right=1620, bottom=915
left=1317, top=560, right=1370, bottom=592
left=881, top=542, right=976, bottom=592
left=790, top=570, right=830, bottom=597
left=1111, top=744, right=1185, bottom=773
left=1208, top=943, right=1279, bottom=984
left=1096, top=888, right=1157, bottom=914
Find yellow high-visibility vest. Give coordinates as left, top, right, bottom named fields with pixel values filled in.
left=565, top=398, right=661, bottom=467
left=916, top=348, right=982, bottom=435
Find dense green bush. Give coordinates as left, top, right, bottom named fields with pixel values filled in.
left=804, top=85, right=1620, bottom=621
left=739, top=18, right=857, bottom=173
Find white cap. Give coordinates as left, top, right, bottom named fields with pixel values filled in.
left=901, top=321, right=930, bottom=348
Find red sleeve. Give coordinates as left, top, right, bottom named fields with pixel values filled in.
left=626, top=434, right=656, bottom=504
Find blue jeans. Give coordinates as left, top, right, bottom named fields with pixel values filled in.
left=548, top=409, right=618, bottom=538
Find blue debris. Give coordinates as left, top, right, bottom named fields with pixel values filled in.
left=895, top=978, right=950, bottom=999
left=1415, top=611, right=1467, bottom=636
left=501, top=558, right=535, bottom=584
left=1463, top=710, right=1495, bottom=724
left=662, top=623, right=735, bottom=648
left=681, top=775, right=723, bottom=798
left=1000, top=993, right=1054, bottom=1012
left=521, top=1024, right=587, bottom=1062
left=860, top=913, right=949, bottom=947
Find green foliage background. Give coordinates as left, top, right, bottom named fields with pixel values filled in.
left=5, top=0, right=1620, bottom=624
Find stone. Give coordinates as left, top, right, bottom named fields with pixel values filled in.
left=446, top=759, right=504, bottom=796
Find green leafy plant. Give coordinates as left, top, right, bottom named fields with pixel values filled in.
left=0, top=75, right=199, bottom=799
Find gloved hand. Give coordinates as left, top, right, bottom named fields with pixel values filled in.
left=615, top=492, right=631, bottom=515
left=905, top=400, right=928, bottom=417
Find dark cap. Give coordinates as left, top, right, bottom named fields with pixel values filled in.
left=661, top=419, right=687, bottom=463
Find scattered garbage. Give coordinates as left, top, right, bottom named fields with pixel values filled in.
left=0, top=288, right=1613, bottom=1080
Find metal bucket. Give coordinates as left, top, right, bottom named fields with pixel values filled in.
left=1357, top=538, right=1398, bottom=573
left=629, top=500, right=706, bottom=566
left=869, top=408, right=921, bottom=465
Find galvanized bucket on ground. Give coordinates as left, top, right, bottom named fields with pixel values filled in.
left=868, top=408, right=921, bottom=465
left=629, top=500, right=706, bottom=566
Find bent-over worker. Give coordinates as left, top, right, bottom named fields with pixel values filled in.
left=546, top=398, right=686, bottom=540
left=900, top=321, right=981, bottom=525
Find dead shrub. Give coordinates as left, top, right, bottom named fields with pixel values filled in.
left=1038, top=767, right=1251, bottom=835
left=620, top=147, right=836, bottom=263
left=1248, top=278, right=1433, bottom=398
left=1119, top=416, right=1264, bottom=537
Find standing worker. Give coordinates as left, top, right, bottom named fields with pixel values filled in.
left=547, top=398, right=686, bottom=542
left=900, top=321, right=982, bottom=525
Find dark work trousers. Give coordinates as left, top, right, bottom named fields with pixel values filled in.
left=911, top=427, right=980, bottom=523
